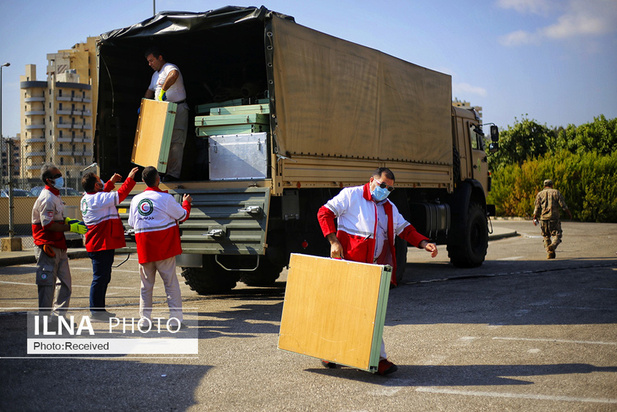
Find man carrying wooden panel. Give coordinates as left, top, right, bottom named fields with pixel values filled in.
left=317, top=167, right=438, bottom=375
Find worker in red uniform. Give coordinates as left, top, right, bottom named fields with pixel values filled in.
left=317, top=167, right=438, bottom=375
left=80, top=167, right=138, bottom=320
left=32, top=163, right=87, bottom=326
left=128, top=166, right=192, bottom=329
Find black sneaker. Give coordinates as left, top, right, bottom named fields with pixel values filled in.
left=90, top=311, right=116, bottom=321
left=321, top=360, right=337, bottom=369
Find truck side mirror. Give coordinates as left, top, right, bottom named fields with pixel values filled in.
left=490, top=125, right=499, bottom=142
left=489, top=142, right=499, bottom=153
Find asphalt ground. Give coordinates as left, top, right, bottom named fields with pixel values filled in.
left=0, top=220, right=615, bottom=411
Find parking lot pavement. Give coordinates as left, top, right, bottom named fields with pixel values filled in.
left=0, top=221, right=615, bottom=411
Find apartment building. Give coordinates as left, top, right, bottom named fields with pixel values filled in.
left=19, top=37, right=98, bottom=184
left=1, top=134, right=20, bottom=181
left=20, top=64, right=93, bottom=182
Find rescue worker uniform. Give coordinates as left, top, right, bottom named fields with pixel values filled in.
left=128, top=187, right=191, bottom=323
left=317, top=182, right=430, bottom=362
left=80, top=177, right=136, bottom=315
left=533, top=185, right=570, bottom=256
left=31, top=186, right=71, bottom=317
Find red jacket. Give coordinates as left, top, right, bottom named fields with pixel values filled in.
left=81, top=178, right=136, bottom=252
left=317, top=183, right=428, bottom=286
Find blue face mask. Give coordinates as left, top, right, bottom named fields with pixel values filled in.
left=371, top=185, right=390, bottom=202
left=52, top=176, right=64, bottom=188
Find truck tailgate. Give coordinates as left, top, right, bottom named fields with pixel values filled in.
left=117, top=187, right=271, bottom=255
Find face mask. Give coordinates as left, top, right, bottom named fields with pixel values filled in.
left=52, top=177, right=64, bottom=188
left=371, top=185, right=390, bottom=202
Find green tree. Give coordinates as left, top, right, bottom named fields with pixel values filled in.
left=487, top=116, right=554, bottom=172
left=551, top=115, right=617, bottom=156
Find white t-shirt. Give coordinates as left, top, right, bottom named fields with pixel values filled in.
left=149, top=62, right=186, bottom=102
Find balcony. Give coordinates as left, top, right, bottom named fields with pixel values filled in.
left=27, top=164, right=43, bottom=170
left=25, top=138, right=46, bottom=143
left=24, top=97, right=45, bottom=102
left=25, top=111, right=45, bottom=116
left=25, top=151, right=46, bottom=158
left=25, top=124, right=45, bottom=130
left=57, top=109, right=91, bottom=116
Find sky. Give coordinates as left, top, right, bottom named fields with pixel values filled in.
left=0, top=0, right=616, bottom=138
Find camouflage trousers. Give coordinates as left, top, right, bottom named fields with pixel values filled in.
left=540, top=219, right=563, bottom=251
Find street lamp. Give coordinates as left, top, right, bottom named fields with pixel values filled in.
left=1, top=62, right=13, bottom=238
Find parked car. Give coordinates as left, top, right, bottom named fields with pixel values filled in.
left=0, top=188, right=34, bottom=197
left=30, top=186, right=83, bottom=196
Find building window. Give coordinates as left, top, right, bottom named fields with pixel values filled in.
left=58, top=89, right=62, bottom=97
left=59, top=103, right=62, bottom=110
left=59, top=130, right=63, bottom=138
left=60, top=158, right=64, bottom=165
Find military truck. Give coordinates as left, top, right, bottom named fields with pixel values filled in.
left=96, top=6, right=499, bottom=294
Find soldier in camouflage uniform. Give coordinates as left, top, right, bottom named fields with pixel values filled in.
left=533, top=179, right=573, bottom=259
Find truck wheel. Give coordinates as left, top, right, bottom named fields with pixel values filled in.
left=181, top=263, right=238, bottom=295
left=447, top=202, right=488, bottom=268
left=241, top=254, right=284, bottom=286
left=394, top=237, right=407, bottom=285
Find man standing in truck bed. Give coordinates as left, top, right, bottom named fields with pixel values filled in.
left=144, top=46, right=189, bottom=182
left=317, top=167, right=438, bottom=375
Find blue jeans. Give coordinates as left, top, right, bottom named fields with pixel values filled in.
left=88, top=249, right=115, bottom=312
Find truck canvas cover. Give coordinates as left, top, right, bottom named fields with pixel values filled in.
left=97, top=6, right=452, bottom=176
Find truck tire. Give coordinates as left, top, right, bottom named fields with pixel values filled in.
left=447, top=202, right=488, bottom=268
left=241, top=256, right=284, bottom=286
left=181, top=258, right=239, bottom=294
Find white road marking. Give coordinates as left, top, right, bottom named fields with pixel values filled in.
left=416, top=387, right=617, bottom=404
left=497, top=256, right=524, bottom=261
left=493, top=337, right=617, bottom=346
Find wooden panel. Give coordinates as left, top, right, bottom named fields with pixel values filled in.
left=278, top=254, right=391, bottom=372
left=132, top=99, right=177, bottom=173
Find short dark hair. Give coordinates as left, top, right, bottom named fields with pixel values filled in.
left=142, top=166, right=159, bottom=187
left=41, top=163, right=58, bottom=184
left=81, top=172, right=98, bottom=193
left=373, top=167, right=395, bottom=181
left=144, top=46, right=164, bottom=60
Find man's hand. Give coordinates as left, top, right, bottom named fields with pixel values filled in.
left=110, top=173, right=122, bottom=184
left=157, top=89, right=167, bottom=101
left=128, top=167, right=139, bottom=180
left=326, top=233, right=344, bottom=259
left=64, top=217, right=87, bottom=235
left=182, top=194, right=193, bottom=204
left=419, top=240, right=438, bottom=258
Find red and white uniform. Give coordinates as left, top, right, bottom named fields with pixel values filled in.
left=317, top=183, right=428, bottom=286
left=80, top=178, right=136, bottom=252
left=32, top=186, right=67, bottom=249
left=128, top=187, right=191, bottom=264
